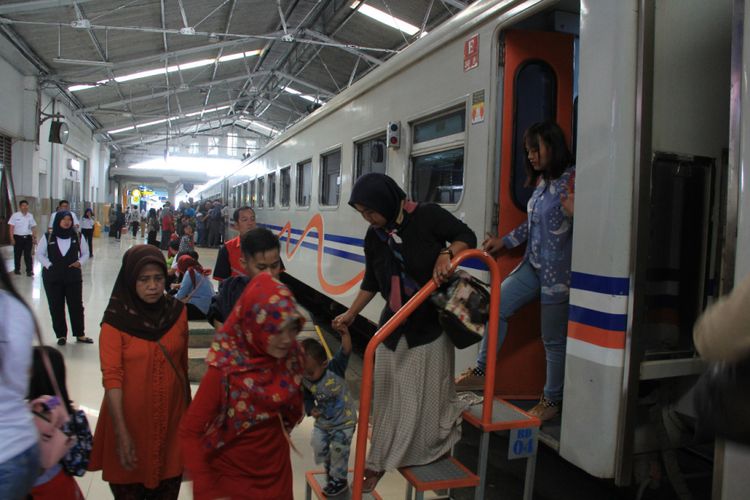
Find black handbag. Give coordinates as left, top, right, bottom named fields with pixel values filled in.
left=431, top=270, right=491, bottom=349
left=693, top=354, right=750, bottom=445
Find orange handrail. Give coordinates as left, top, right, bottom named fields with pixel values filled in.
left=351, top=249, right=502, bottom=499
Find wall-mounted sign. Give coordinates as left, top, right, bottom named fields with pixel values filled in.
left=464, top=34, right=479, bottom=72
left=471, top=89, right=485, bottom=124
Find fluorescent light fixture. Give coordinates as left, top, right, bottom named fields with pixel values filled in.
left=54, top=57, right=114, bottom=68
left=106, top=105, right=232, bottom=134
left=70, top=49, right=261, bottom=92
left=351, top=1, right=423, bottom=36
left=129, top=155, right=241, bottom=175
left=282, top=86, right=323, bottom=104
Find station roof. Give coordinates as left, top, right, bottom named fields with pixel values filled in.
left=0, top=0, right=471, bottom=152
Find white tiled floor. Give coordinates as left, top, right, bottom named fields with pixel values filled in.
left=10, top=233, right=410, bottom=499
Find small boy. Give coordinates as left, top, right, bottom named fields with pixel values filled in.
left=206, top=227, right=283, bottom=330
left=301, top=326, right=357, bottom=497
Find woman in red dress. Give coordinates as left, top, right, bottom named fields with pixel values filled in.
left=180, top=273, right=305, bottom=500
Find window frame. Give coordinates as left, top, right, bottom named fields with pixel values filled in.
left=279, top=165, right=292, bottom=209
left=256, top=176, right=265, bottom=208
left=296, top=159, right=313, bottom=208
left=409, top=105, right=469, bottom=206
left=353, top=133, right=388, bottom=180
left=319, top=146, right=343, bottom=207
left=267, top=171, right=277, bottom=208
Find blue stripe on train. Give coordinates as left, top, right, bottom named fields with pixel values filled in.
left=568, top=304, right=628, bottom=331
left=571, top=272, right=630, bottom=296
left=270, top=224, right=488, bottom=271
left=262, top=223, right=365, bottom=247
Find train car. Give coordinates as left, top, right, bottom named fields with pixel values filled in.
left=200, top=0, right=750, bottom=494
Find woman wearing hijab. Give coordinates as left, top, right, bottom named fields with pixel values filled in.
left=332, top=173, right=477, bottom=492
left=88, top=245, right=189, bottom=499
left=36, top=211, right=92, bottom=345
left=180, top=273, right=305, bottom=500
left=174, top=254, right=214, bottom=320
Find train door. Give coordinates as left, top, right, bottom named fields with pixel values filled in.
left=493, top=30, right=574, bottom=397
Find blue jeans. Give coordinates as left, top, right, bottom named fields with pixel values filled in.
left=476, top=260, right=569, bottom=401
left=311, top=426, right=355, bottom=482
left=0, top=443, right=40, bottom=500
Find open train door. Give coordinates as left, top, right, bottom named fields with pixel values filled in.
left=493, top=29, right=574, bottom=397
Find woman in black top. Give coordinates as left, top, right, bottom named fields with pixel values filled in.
left=333, top=173, right=476, bottom=492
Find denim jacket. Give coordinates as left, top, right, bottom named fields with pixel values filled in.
left=502, top=166, right=575, bottom=304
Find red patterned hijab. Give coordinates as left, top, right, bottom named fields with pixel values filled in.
left=203, top=273, right=305, bottom=449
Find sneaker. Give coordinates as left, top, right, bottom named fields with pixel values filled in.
left=26, top=271, right=34, bottom=277
left=323, top=478, right=348, bottom=497
left=455, top=366, right=486, bottom=391
left=57, top=338, right=66, bottom=346
left=527, top=397, right=561, bottom=421
left=13, top=269, right=20, bottom=275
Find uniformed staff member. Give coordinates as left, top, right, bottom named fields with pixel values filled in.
left=8, top=199, right=37, bottom=276
left=48, top=200, right=80, bottom=232
left=36, top=211, right=94, bottom=346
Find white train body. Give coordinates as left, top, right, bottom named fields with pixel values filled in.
left=203, top=0, right=750, bottom=492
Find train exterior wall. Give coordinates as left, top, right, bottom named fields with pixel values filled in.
left=559, top=0, right=639, bottom=479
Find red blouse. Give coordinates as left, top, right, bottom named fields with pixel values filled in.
left=179, top=367, right=294, bottom=500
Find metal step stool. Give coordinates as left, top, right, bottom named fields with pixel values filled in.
left=399, top=456, right=480, bottom=500
left=462, top=397, right=541, bottom=500
left=305, top=469, right=383, bottom=500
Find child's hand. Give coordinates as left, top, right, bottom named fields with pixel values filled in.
left=311, top=408, right=321, bottom=418
left=334, top=322, right=353, bottom=355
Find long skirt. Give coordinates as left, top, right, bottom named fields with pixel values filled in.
left=366, top=332, right=467, bottom=471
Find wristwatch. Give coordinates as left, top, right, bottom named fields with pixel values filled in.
left=439, top=248, right=454, bottom=259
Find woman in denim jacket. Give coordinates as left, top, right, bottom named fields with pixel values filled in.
left=457, top=121, right=575, bottom=421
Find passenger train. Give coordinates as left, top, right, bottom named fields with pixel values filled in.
left=200, top=0, right=750, bottom=494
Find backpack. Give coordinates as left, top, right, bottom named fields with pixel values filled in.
left=431, top=270, right=490, bottom=349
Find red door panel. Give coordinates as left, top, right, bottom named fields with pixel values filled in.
left=493, top=30, right=574, bottom=397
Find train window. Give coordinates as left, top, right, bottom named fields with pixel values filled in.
left=320, top=149, right=341, bottom=206
left=411, top=147, right=464, bottom=204
left=414, top=109, right=465, bottom=144
left=280, top=167, right=291, bottom=207
left=511, top=61, right=557, bottom=210
left=249, top=180, right=256, bottom=206
left=268, top=172, right=276, bottom=208
left=355, top=135, right=387, bottom=179
left=257, top=177, right=265, bottom=208
left=242, top=182, right=249, bottom=205
left=297, top=160, right=312, bottom=207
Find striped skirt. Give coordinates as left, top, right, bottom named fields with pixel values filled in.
left=366, top=332, right=467, bottom=471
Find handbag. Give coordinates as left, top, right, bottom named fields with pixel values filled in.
left=30, top=395, right=76, bottom=469
left=693, top=354, right=750, bottom=445
left=61, top=409, right=93, bottom=476
left=30, top=322, right=77, bottom=469
left=431, top=270, right=491, bottom=349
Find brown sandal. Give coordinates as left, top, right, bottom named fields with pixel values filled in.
left=362, top=469, right=384, bottom=493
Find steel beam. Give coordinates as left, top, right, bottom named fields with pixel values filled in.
left=0, top=0, right=95, bottom=15
left=78, top=71, right=270, bottom=112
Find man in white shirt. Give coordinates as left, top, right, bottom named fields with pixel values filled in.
left=8, top=200, right=37, bottom=276
left=48, top=200, right=80, bottom=231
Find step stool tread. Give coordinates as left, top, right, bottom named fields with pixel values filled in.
left=399, top=457, right=479, bottom=491
left=462, top=397, right=540, bottom=431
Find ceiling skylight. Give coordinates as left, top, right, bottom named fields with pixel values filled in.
left=350, top=1, right=424, bottom=36
left=69, top=50, right=262, bottom=92
left=282, top=86, right=323, bottom=104
left=107, top=105, right=231, bottom=134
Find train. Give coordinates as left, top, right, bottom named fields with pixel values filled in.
left=198, top=0, right=750, bottom=495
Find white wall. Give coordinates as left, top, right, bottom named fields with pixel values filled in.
left=0, top=54, right=110, bottom=223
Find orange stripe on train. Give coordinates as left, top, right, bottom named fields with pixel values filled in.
left=567, top=321, right=626, bottom=349
left=277, top=214, right=365, bottom=295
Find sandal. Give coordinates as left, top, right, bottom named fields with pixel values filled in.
left=362, top=469, right=384, bottom=493
left=75, top=336, right=94, bottom=344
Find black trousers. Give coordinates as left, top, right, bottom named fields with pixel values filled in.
left=13, top=235, right=33, bottom=273
left=130, top=221, right=139, bottom=237
left=81, top=228, right=94, bottom=257
left=185, top=302, right=207, bottom=321
left=147, top=230, right=159, bottom=246
left=42, top=267, right=85, bottom=339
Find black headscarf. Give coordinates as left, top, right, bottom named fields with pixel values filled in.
left=348, top=173, right=406, bottom=226
left=101, top=245, right=184, bottom=341
left=51, top=211, right=75, bottom=239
